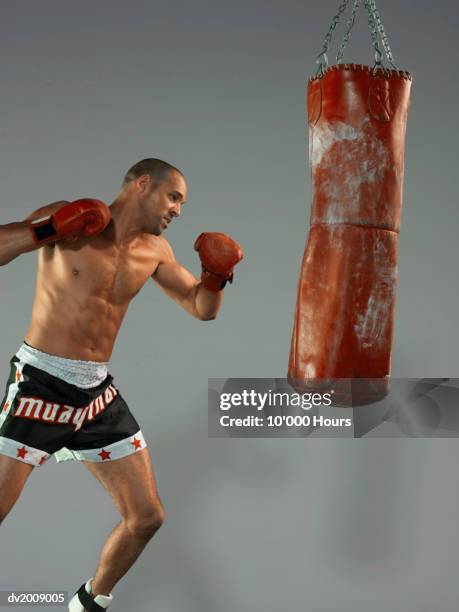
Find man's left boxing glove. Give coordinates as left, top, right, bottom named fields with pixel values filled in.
left=194, top=232, right=244, bottom=292
left=29, top=198, right=111, bottom=246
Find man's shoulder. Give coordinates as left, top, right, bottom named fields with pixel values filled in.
left=144, top=234, right=175, bottom=263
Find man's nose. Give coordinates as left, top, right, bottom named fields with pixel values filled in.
left=170, top=204, right=181, bottom=218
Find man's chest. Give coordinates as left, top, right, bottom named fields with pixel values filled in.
left=39, top=239, right=161, bottom=302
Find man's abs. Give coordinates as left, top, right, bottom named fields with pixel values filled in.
left=25, top=236, right=158, bottom=361
left=26, top=293, right=126, bottom=362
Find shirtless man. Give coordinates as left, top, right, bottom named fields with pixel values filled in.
left=0, top=158, right=243, bottom=612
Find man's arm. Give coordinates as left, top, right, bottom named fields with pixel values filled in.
left=152, top=241, right=222, bottom=321
left=0, top=198, right=111, bottom=266
left=0, top=200, right=68, bottom=266
left=28, top=198, right=110, bottom=246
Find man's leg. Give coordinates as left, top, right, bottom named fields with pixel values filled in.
left=0, top=455, right=34, bottom=525
left=82, top=447, right=164, bottom=598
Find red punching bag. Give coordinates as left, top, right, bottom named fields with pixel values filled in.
left=288, top=0, right=412, bottom=404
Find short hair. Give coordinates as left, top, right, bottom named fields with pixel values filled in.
left=122, top=158, right=182, bottom=188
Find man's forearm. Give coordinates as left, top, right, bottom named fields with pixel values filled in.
left=0, top=222, right=38, bottom=266
left=194, top=282, right=223, bottom=321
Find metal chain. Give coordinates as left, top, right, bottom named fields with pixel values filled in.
left=363, top=0, right=383, bottom=67
left=315, top=0, right=398, bottom=75
left=366, top=0, right=398, bottom=69
left=315, top=0, right=350, bottom=76
left=336, top=0, right=361, bottom=64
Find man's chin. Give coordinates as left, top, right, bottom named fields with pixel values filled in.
left=151, top=220, right=169, bottom=235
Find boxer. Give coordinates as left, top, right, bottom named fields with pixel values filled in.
left=0, top=158, right=243, bottom=611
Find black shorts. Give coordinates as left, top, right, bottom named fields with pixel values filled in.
left=0, top=356, right=146, bottom=467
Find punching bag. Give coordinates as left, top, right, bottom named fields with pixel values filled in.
left=288, top=0, right=412, bottom=404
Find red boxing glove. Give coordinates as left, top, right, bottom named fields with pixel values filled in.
left=30, top=198, right=111, bottom=246
left=194, top=232, right=244, bottom=292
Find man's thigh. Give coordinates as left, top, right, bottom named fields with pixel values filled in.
left=0, top=455, right=34, bottom=521
left=82, top=448, right=162, bottom=519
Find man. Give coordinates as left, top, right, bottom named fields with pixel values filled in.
left=0, top=158, right=243, bottom=611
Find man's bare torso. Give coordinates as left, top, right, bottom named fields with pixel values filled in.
left=25, top=226, right=169, bottom=362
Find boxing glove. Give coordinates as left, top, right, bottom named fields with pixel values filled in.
left=194, top=232, right=244, bottom=292
left=30, top=198, right=111, bottom=246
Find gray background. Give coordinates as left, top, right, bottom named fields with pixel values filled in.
left=0, top=0, right=458, bottom=610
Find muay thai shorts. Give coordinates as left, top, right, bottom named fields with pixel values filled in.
left=0, top=355, right=146, bottom=467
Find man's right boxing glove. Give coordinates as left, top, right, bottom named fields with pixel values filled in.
left=194, top=232, right=244, bottom=292
left=29, top=198, right=111, bottom=246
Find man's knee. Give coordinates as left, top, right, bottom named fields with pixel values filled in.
left=125, top=501, right=165, bottom=540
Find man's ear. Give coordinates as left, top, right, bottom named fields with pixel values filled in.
left=136, top=174, right=152, bottom=195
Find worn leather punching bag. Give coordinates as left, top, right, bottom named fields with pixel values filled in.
left=288, top=0, right=412, bottom=404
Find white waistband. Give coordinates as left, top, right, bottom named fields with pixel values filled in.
left=15, top=343, right=109, bottom=389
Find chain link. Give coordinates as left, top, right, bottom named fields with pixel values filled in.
left=315, top=0, right=398, bottom=75
left=366, top=0, right=398, bottom=69
left=315, top=0, right=349, bottom=76
left=363, top=0, right=383, bottom=66
left=336, top=0, right=361, bottom=64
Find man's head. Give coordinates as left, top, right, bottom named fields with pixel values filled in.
left=122, top=158, right=188, bottom=236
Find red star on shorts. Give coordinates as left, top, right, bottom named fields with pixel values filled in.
left=16, top=371, right=22, bottom=383
left=2, top=402, right=9, bottom=412
left=17, top=446, right=28, bottom=459
left=131, top=437, right=142, bottom=450
left=98, top=449, right=111, bottom=461
left=38, top=455, right=47, bottom=465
